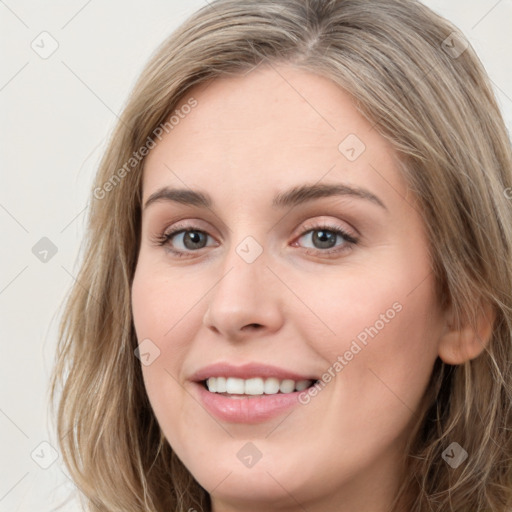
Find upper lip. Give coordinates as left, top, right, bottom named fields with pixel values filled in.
left=190, top=362, right=319, bottom=382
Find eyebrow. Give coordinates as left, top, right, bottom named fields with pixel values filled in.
left=143, top=183, right=387, bottom=211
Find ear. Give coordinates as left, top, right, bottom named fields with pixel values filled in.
left=438, top=299, right=496, bottom=365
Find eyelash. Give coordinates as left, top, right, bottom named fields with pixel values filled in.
left=152, top=221, right=359, bottom=259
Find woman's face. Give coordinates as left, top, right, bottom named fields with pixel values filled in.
left=131, top=64, right=447, bottom=511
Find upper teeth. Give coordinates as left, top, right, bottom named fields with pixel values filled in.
left=206, top=377, right=313, bottom=395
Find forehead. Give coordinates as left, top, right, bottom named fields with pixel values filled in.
left=141, top=64, right=403, bottom=204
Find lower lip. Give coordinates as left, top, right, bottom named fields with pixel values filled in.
left=193, top=382, right=307, bottom=423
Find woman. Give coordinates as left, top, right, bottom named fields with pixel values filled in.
left=50, top=0, right=512, bottom=510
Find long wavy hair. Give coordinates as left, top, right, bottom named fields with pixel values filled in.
left=49, top=0, right=512, bottom=510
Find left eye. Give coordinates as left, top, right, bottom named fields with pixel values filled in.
left=154, top=223, right=358, bottom=257
left=295, top=225, right=358, bottom=252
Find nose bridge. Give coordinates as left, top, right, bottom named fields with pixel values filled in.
left=203, top=230, right=283, bottom=336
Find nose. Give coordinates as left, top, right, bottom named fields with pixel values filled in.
left=202, top=243, right=284, bottom=341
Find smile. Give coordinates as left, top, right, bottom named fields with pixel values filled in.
left=190, top=362, right=321, bottom=422
left=204, top=376, right=316, bottom=395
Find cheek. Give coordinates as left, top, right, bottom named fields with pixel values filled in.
left=131, top=261, right=203, bottom=354
left=131, top=265, right=187, bottom=403
left=299, top=256, right=441, bottom=420
left=299, top=264, right=434, bottom=356
left=131, top=267, right=204, bottom=457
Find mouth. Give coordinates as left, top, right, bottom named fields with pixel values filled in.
left=201, top=376, right=320, bottom=397
left=190, top=362, right=321, bottom=422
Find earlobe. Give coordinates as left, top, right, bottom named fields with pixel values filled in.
left=438, top=300, right=496, bottom=365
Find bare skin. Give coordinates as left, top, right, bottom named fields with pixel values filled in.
left=131, top=63, right=490, bottom=512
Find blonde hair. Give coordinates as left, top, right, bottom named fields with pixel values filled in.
left=49, top=0, right=512, bottom=510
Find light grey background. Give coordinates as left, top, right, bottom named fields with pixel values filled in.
left=1, top=1, right=511, bottom=510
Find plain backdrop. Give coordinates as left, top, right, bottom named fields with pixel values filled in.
left=1, top=1, right=511, bottom=510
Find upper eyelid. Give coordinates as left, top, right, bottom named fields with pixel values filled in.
left=162, top=219, right=355, bottom=237
left=160, top=213, right=357, bottom=234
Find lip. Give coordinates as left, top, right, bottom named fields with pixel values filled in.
left=189, top=362, right=319, bottom=424
left=189, top=362, right=318, bottom=382
left=193, top=382, right=311, bottom=424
